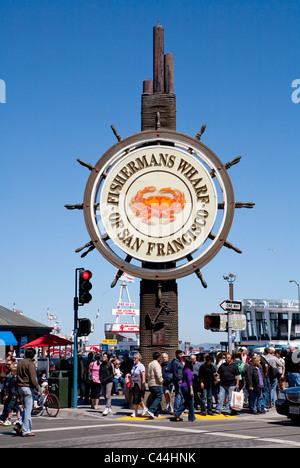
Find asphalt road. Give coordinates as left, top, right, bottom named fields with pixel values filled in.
left=1, top=406, right=300, bottom=452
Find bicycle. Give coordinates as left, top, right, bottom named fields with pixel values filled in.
left=31, top=388, right=60, bottom=417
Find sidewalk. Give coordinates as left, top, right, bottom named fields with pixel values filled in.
left=58, top=394, right=134, bottom=420
left=1, top=394, right=278, bottom=422
left=57, top=394, right=278, bottom=421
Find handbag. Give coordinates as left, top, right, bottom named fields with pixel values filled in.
left=214, top=373, right=221, bottom=385
left=125, top=373, right=131, bottom=389
left=230, top=390, right=244, bottom=411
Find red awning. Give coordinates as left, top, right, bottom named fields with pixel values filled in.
left=21, top=334, right=73, bottom=348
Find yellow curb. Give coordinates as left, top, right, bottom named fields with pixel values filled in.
left=117, top=413, right=236, bottom=421
left=194, top=414, right=237, bottom=420
left=117, top=415, right=166, bottom=420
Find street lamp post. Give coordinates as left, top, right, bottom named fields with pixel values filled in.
left=289, top=280, right=300, bottom=336
left=223, top=273, right=236, bottom=354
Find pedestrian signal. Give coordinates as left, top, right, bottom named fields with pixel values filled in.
left=78, top=318, right=93, bottom=336
left=204, top=314, right=221, bottom=330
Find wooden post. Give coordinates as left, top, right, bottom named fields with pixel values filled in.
left=164, top=53, right=174, bottom=94
left=140, top=25, right=179, bottom=371
left=153, top=23, right=164, bottom=93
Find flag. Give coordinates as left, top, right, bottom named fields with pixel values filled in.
left=121, top=273, right=135, bottom=283
left=13, top=309, right=23, bottom=315
left=47, top=312, right=57, bottom=320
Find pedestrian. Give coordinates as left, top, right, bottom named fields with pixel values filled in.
left=233, top=352, right=245, bottom=390
left=89, top=353, right=101, bottom=410
left=120, top=352, right=134, bottom=408
left=84, top=352, right=94, bottom=404
left=173, top=357, right=196, bottom=422
left=161, top=352, right=173, bottom=413
left=1, top=363, right=22, bottom=426
left=239, top=347, right=249, bottom=364
left=214, top=353, right=240, bottom=416
left=285, top=345, right=300, bottom=388
left=15, top=348, right=41, bottom=437
left=77, top=353, right=85, bottom=401
left=263, top=347, right=281, bottom=407
left=199, top=355, right=217, bottom=416
left=129, top=353, right=148, bottom=418
left=244, top=355, right=266, bottom=414
left=190, top=354, right=201, bottom=409
left=147, top=352, right=164, bottom=418
left=171, top=349, right=184, bottom=416
left=55, top=353, right=71, bottom=371
left=275, top=350, right=285, bottom=393
left=0, top=360, right=11, bottom=423
left=112, top=360, right=125, bottom=395
left=99, top=352, right=114, bottom=416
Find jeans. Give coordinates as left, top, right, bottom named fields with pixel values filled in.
left=263, top=376, right=270, bottom=408
left=113, top=377, right=125, bottom=394
left=201, top=387, right=213, bottom=414
left=175, top=386, right=195, bottom=421
left=173, top=381, right=183, bottom=413
left=215, top=384, right=236, bottom=414
left=288, top=372, right=300, bottom=388
left=270, top=378, right=278, bottom=406
left=148, top=386, right=163, bottom=415
left=101, top=382, right=113, bottom=408
left=19, top=387, right=34, bottom=435
left=248, top=388, right=264, bottom=413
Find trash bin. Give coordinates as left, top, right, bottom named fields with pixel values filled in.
left=48, top=371, right=73, bottom=408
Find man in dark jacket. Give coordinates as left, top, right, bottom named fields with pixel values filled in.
left=161, top=353, right=173, bottom=413
left=171, top=350, right=184, bottom=416
left=120, top=353, right=134, bottom=407
left=244, top=355, right=266, bottom=414
left=199, top=355, right=217, bottom=416
left=99, top=352, right=114, bottom=416
left=16, top=348, right=41, bottom=437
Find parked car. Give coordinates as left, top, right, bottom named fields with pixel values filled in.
left=276, top=387, right=300, bottom=424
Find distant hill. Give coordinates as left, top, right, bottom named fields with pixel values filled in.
left=190, top=343, right=221, bottom=350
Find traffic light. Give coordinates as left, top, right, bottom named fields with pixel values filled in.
left=204, top=314, right=221, bottom=330
left=78, top=318, right=94, bottom=336
left=78, top=269, right=92, bottom=304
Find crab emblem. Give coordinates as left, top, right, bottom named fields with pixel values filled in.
left=130, top=186, right=186, bottom=225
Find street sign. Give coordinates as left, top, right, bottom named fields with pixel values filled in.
left=112, top=308, right=140, bottom=316
left=102, top=339, right=118, bottom=344
left=230, top=315, right=247, bottom=331
left=220, top=300, right=242, bottom=311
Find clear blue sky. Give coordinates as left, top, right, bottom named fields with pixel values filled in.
left=1, top=0, right=300, bottom=345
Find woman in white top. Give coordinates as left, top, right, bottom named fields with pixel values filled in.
left=129, top=353, right=148, bottom=418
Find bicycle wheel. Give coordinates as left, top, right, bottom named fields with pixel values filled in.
left=45, top=393, right=59, bottom=417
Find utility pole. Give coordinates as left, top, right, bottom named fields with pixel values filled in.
left=223, top=273, right=236, bottom=354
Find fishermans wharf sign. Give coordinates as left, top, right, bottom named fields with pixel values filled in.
left=100, top=145, right=217, bottom=263
left=82, top=129, right=236, bottom=281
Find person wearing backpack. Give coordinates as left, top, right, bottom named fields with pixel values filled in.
left=263, top=347, right=281, bottom=407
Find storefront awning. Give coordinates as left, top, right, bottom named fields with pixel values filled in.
left=0, top=331, right=18, bottom=346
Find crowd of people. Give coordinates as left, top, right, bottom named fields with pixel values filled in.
left=77, top=344, right=300, bottom=420
left=0, top=343, right=299, bottom=434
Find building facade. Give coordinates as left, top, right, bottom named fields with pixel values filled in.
left=239, top=299, right=300, bottom=348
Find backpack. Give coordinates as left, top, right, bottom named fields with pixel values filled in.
left=88, top=363, right=94, bottom=382
left=268, top=364, right=280, bottom=380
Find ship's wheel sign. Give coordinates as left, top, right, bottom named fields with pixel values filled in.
left=65, top=129, right=254, bottom=284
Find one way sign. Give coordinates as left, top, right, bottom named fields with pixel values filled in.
left=220, top=300, right=242, bottom=311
